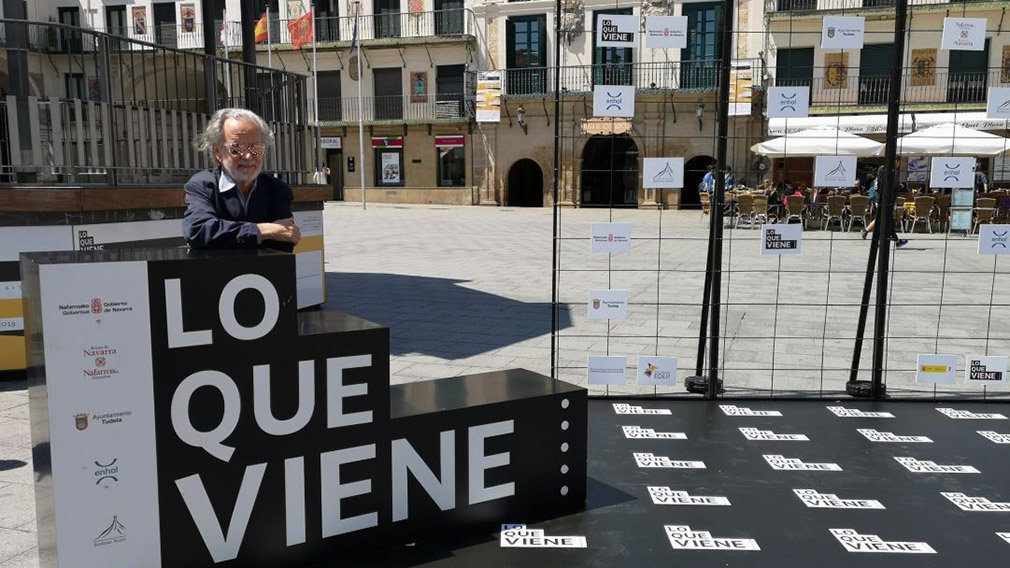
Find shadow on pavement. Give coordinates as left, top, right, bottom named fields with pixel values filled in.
left=324, top=272, right=571, bottom=359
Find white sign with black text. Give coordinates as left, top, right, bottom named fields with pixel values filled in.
left=587, top=290, right=629, bottom=320
left=965, top=355, right=1007, bottom=385
left=665, top=525, right=760, bottom=551
left=827, top=406, right=895, bottom=418
left=739, top=428, right=808, bottom=441
left=720, top=405, right=782, bottom=417
left=587, top=356, right=626, bottom=386
left=929, top=157, right=975, bottom=189
left=821, top=16, right=865, bottom=49
left=761, top=224, right=802, bottom=256
left=794, top=489, right=884, bottom=510
left=593, top=85, right=635, bottom=118
left=643, top=157, right=684, bottom=189
left=596, top=14, right=636, bottom=48
left=764, top=455, right=842, bottom=471
left=634, top=452, right=705, bottom=469
left=320, top=137, right=342, bottom=149
left=978, top=225, right=1010, bottom=255
left=637, top=356, right=677, bottom=386
left=649, top=487, right=730, bottom=506
left=830, top=529, right=935, bottom=554
left=499, top=525, right=587, bottom=548
left=857, top=429, right=932, bottom=443
left=644, top=16, right=687, bottom=49
left=941, top=492, right=1010, bottom=512
left=766, top=86, right=810, bottom=118
left=622, top=426, right=686, bottom=440
left=916, top=354, right=958, bottom=385
left=987, top=87, right=1010, bottom=120
left=814, top=155, right=857, bottom=187
left=894, top=457, right=979, bottom=474
left=941, top=17, right=987, bottom=51
left=613, top=403, right=671, bottom=415
left=937, top=407, right=1007, bottom=420
left=978, top=431, right=1010, bottom=444
left=590, top=222, right=632, bottom=254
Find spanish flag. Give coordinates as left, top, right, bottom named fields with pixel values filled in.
left=254, top=13, right=268, bottom=43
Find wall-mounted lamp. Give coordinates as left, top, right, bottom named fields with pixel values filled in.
left=516, top=104, right=528, bottom=134
left=695, top=103, right=705, bottom=131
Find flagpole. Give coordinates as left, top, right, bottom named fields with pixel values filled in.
left=222, top=9, right=231, bottom=104
left=311, top=6, right=322, bottom=182
left=355, top=1, right=366, bottom=209
left=266, top=11, right=278, bottom=175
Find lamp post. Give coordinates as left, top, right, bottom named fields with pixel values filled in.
left=695, top=102, right=705, bottom=131
left=516, top=104, right=528, bottom=134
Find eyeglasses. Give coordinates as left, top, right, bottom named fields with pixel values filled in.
left=224, top=143, right=265, bottom=157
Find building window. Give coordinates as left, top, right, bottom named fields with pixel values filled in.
left=681, top=2, right=720, bottom=89
left=65, top=73, right=86, bottom=100
left=317, top=70, right=342, bottom=120
left=775, top=47, right=813, bottom=88
left=435, top=136, right=465, bottom=186
left=505, top=15, right=547, bottom=95
left=373, top=137, right=404, bottom=186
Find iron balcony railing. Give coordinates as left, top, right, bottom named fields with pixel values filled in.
left=29, top=21, right=245, bottom=52
left=767, top=0, right=986, bottom=13
left=502, top=59, right=764, bottom=96
left=315, top=92, right=472, bottom=123
left=273, top=9, right=476, bottom=45
left=771, top=67, right=1003, bottom=108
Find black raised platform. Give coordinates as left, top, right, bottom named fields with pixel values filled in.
left=372, top=399, right=1010, bottom=567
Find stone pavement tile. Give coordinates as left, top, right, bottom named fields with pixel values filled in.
left=0, top=528, right=36, bottom=566
left=0, top=394, right=26, bottom=414
left=0, top=452, right=32, bottom=486
left=0, top=485, right=36, bottom=530
left=0, top=422, right=29, bottom=451
left=0, top=403, right=26, bottom=422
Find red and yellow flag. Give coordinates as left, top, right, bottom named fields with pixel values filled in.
left=254, top=13, right=268, bottom=43
left=287, top=11, right=313, bottom=49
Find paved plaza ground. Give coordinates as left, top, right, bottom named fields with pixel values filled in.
left=1, top=202, right=1008, bottom=565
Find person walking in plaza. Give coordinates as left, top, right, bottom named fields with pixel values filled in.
left=861, top=165, right=908, bottom=248
left=183, top=108, right=301, bottom=251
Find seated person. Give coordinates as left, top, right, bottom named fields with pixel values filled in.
left=182, top=108, right=301, bottom=251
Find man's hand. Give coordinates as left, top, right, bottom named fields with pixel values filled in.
left=257, top=218, right=301, bottom=245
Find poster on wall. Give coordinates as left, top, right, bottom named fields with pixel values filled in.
left=180, top=4, right=196, bottom=33
left=642, top=158, right=684, bottom=189
left=910, top=49, right=936, bottom=86
left=476, top=71, right=502, bottom=123
left=644, top=16, right=687, bottom=49
left=132, top=6, right=147, bottom=35
left=410, top=72, right=428, bottom=103
left=907, top=157, right=928, bottom=182
left=729, top=60, right=753, bottom=117
left=381, top=152, right=401, bottom=183
left=288, top=0, right=306, bottom=18
left=824, top=53, right=849, bottom=89
left=821, top=16, right=865, bottom=49
left=941, top=18, right=986, bottom=51
left=596, top=14, right=637, bottom=48
left=929, top=157, right=975, bottom=189
left=410, top=0, right=423, bottom=13
left=592, top=85, right=635, bottom=118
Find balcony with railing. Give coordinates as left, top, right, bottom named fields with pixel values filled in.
left=772, top=66, right=1001, bottom=111
left=767, top=0, right=986, bottom=14
left=315, top=92, right=472, bottom=124
left=502, top=59, right=763, bottom=97
left=272, top=9, right=476, bottom=46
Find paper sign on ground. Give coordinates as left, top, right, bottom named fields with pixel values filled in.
left=649, top=487, right=730, bottom=506
left=665, top=525, right=759, bottom=551
left=830, top=529, right=935, bottom=554
left=916, top=354, right=957, bottom=385
left=587, top=356, right=626, bottom=386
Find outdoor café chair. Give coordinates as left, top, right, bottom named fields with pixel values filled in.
left=785, top=194, right=806, bottom=228
left=908, top=196, right=935, bottom=233
left=847, top=195, right=872, bottom=232
left=973, top=198, right=997, bottom=234
left=822, top=195, right=847, bottom=231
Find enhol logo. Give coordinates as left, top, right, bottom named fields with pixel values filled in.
left=991, top=230, right=1008, bottom=249
left=943, top=163, right=962, bottom=182
left=605, top=91, right=624, bottom=110
left=779, top=92, right=797, bottom=112
left=93, top=516, right=126, bottom=547
left=93, top=458, right=120, bottom=487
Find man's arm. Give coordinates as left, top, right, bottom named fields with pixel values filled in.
left=257, top=177, right=301, bottom=252
left=182, top=176, right=262, bottom=249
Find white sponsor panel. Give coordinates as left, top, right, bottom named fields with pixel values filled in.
left=929, top=157, right=975, bottom=189
left=739, top=427, right=808, bottom=441
left=613, top=403, right=671, bottom=415
left=764, top=454, right=842, bottom=471
left=587, top=355, right=627, bottom=386
left=634, top=452, right=705, bottom=469
left=830, top=529, right=935, bottom=554
left=987, top=87, right=1010, bottom=120
left=39, top=262, right=162, bottom=567
left=857, top=429, right=932, bottom=443
left=642, top=157, right=684, bottom=189
left=965, top=355, right=1007, bottom=385
left=590, top=222, right=632, bottom=254
left=978, top=225, right=1010, bottom=255
left=720, top=405, right=782, bottom=417
left=937, top=407, right=1007, bottom=420
left=622, top=426, right=686, bottom=440
left=978, top=430, right=1010, bottom=444
left=637, top=356, right=677, bottom=386
left=593, top=85, right=635, bottom=118
left=649, top=487, right=730, bottom=506
left=894, top=457, right=979, bottom=474
left=941, top=492, right=1010, bottom=512
left=793, top=489, right=884, bottom=510
left=644, top=16, right=687, bottom=49
left=916, top=354, right=958, bottom=385
left=499, top=525, right=587, bottom=548
left=821, top=16, right=865, bottom=49
left=761, top=224, right=802, bottom=256
left=941, top=17, right=987, bottom=51
left=766, top=86, right=810, bottom=118
left=814, top=155, right=857, bottom=188
left=587, top=290, right=629, bottom=320
left=827, top=406, right=895, bottom=418
left=0, top=226, right=74, bottom=261
left=596, top=14, right=636, bottom=48
left=72, top=219, right=182, bottom=251
left=665, top=525, right=760, bottom=551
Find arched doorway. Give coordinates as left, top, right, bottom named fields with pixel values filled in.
left=507, top=159, right=543, bottom=207
left=681, top=155, right=716, bottom=209
left=580, top=135, right=639, bottom=207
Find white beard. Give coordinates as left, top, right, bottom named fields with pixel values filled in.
left=223, top=162, right=261, bottom=185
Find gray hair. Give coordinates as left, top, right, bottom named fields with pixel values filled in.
left=197, top=108, right=275, bottom=162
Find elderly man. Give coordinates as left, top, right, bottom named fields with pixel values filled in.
left=182, top=108, right=301, bottom=251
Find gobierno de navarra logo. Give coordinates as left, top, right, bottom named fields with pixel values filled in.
left=59, top=297, right=134, bottom=318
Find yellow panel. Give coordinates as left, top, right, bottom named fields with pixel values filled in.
left=0, top=335, right=26, bottom=371
left=293, top=235, right=324, bottom=254
left=0, top=298, right=22, bottom=319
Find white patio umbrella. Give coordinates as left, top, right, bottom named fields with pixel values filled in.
left=895, top=123, right=1010, bottom=156
left=751, top=126, right=885, bottom=157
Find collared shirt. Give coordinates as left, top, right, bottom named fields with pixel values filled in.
left=218, top=169, right=261, bottom=244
